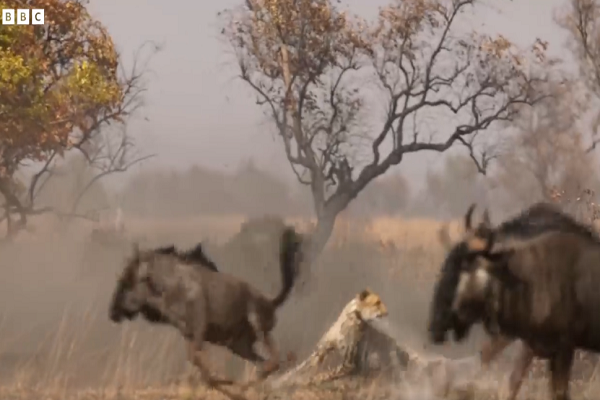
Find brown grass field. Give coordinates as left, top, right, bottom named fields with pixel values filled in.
left=1, top=214, right=599, bottom=400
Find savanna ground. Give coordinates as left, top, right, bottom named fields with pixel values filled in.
left=1, top=213, right=599, bottom=400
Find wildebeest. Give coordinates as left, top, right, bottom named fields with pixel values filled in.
left=429, top=203, right=600, bottom=400
left=433, top=202, right=600, bottom=399
left=109, top=226, right=304, bottom=387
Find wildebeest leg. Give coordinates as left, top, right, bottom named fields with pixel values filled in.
left=259, top=333, right=280, bottom=379
left=480, top=335, right=513, bottom=367
left=549, top=349, right=574, bottom=400
left=506, top=344, right=535, bottom=400
left=229, top=336, right=265, bottom=363
left=474, top=335, right=512, bottom=385
left=186, top=340, right=235, bottom=387
left=184, top=298, right=234, bottom=387
left=247, top=307, right=280, bottom=379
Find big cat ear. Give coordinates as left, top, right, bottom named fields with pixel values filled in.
left=358, top=289, right=372, bottom=301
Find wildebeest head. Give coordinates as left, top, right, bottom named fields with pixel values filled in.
left=109, top=243, right=153, bottom=323
left=428, top=204, right=497, bottom=344
left=109, top=242, right=220, bottom=324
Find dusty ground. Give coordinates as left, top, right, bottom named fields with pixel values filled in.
left=0, top=375, right=599, bottom=400
left=0, top=214, right=599, bottom=399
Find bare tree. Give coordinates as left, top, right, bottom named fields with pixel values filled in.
left=221, top=0, right=551, bottom=259
left=489, top=0, right=600, bottom=216
left=490, top=78, right=596, bottom=214
left=556, top=0, right=600, bottom=152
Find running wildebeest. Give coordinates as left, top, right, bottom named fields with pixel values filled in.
left=434, top=202, right=600, bottom=400
left=429, top=203, right=600, bottom=400
left=109, top=226, right=304, bottom=387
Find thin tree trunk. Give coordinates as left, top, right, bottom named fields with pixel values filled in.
left=306, top=214, right=336, bottom=263
left=306, top=190, right=353, bottom=262
left=0, top=180, right=26, bottom=240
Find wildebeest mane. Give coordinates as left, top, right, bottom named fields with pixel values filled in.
left=493, top=202, right=599, bottom=242
left=152, top=243, right=219, bottom=272
left=153, top=245, right=176, bottom=254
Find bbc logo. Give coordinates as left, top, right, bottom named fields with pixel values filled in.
left=2, top=9, right=45, bottom=25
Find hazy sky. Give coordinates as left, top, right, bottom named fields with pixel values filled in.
left=87, top=0, right=569, bottom=188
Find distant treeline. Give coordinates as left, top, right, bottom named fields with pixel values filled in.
left=120, top=160, right=411, bottom=218
left=31, top=153, right=557, bottom=222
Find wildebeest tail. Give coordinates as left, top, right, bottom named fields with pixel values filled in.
left=271, top=226, right=303, bottom=308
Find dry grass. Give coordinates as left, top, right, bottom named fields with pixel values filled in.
left=0, top=213, right=596, bottom=400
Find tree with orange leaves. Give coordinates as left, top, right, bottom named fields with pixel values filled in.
left=0, top=0, right=155, bottom=238
left=221, top=0, right=554, bottom=259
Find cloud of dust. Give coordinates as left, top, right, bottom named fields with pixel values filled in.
left=369, top=317, right=508, bottom=400
left=379, top=338, right=505, bottom=400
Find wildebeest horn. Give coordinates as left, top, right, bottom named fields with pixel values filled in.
left=481, top=208, right=491, bottom=228
left=464, top=204, right=476, bottom=231
left=438, top=224, right=453, bottom=250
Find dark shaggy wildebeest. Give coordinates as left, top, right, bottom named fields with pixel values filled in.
left=429, top=203, right=600, bottom=400
left=109, top=226, right=304, bottom=387
left=433, top=202, right=600, bottom=400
